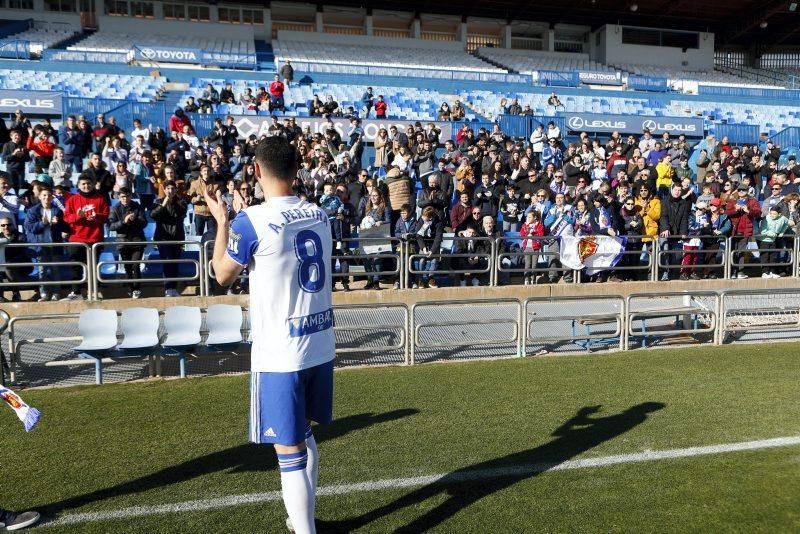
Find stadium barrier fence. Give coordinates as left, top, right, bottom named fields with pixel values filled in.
left=5, top=287, right=800, bottom=386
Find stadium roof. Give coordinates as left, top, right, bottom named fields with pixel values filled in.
left=262, top=0, right=800, bottom=47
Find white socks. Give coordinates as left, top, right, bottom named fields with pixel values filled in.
left=305, top=426, right=319, bottom=495
left=277, top=450, right=315, bottom=534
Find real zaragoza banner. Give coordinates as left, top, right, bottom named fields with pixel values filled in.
left=559, top=235, right=627, bottom=275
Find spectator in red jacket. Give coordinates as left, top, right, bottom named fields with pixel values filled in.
left=168, top=108, right=193, bottom=135
left=25, top=126, right=55, bottom=175
left=62, top=174, right=110, bottom=299
left=725, top=183, right=762, bottom=279
left=268, top=74, right=285, bottom=114
left=374, top=95, right=388, bottom=119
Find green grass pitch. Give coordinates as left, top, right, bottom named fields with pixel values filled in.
left=3, top=343, right=800, bottom=532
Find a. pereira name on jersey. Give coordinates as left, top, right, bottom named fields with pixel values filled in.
left=269, top=208, right=328, bottom=233
left=288, top=308, right=334, bottom=337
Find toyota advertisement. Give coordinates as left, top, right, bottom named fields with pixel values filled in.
left=134, top=45, right=202, bottom=64
left=563, top=113, right=704, bottom=136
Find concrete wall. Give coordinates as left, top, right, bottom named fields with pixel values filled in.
left=275, top=29, right=465, bottom=51
left=95, top=15, right=255, bottom=40
left=0, top=11, right=82, bottom=29
left=597, top=24, right=714, bottom=70
left=4, top=278, right=798, bottom=318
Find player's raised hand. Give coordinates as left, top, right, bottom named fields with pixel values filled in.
left=204, top=188, right=229, bottom=225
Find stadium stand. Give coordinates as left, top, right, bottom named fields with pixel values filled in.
left=460, top=89, right=800, bottom=133
left=67, top=32, right=256, bottom=68
left=476, top=48, right=615, bottom=76
left=0, top=69, right=167, bottom=101
left=273, top=39, right=503, bottom=73
left=612, top=63, right=782, bottom=88
left=2, top=27, right=78, bottom=55
left=180, top=78, right=478, bottom=121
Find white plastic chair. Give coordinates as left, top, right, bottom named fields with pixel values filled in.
left=71, top=309, right=118, bottom=384
left=117, top=307, right=160, bottom=350
left=162, top=306, right=202, bottom=377
left=205, top=304, right=243, bottom=345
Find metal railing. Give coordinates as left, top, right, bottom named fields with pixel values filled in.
left=92, top=240, right=203, bottom=299
left=0, top=242, right=91, bottom=295
left=6, top=232, right=800, bottom=300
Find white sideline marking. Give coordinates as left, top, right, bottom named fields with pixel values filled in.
left=47, top=435, right=800, bottom=527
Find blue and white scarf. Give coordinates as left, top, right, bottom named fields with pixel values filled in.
left=0, top=385, right=41, bottom=432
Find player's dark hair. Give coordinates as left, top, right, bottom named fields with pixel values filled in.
left=254, top=136, right=298, bottom=183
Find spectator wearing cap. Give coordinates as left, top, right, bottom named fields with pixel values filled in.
left=726, top=183, right=762, bottom=279
left=758, top=205, right=789, bottom=279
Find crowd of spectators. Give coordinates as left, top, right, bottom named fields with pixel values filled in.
left=1, top=87, right=800, bottom=299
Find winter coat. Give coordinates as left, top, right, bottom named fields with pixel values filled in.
left=725, top=196, right=762, bottom=237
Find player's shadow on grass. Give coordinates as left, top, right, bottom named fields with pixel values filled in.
left=40, top=408, right=418, bottom=516
left=325, top=402, right=665, bottom=533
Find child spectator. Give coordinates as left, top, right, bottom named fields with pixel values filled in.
left=759, top=205, right=789, bottom=279
left=519, top=210, right=544, bottom=285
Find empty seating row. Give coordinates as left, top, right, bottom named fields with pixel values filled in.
left=67, top=32, right=255, bottom=66
left=0, top=69, right=166, bottom=102
left=4, top=27, right=78, bottom=53
left=477, top=48, right=614, bottom=76
left=273, top=39, right=503, bottom=74
left=72, top=304, right=246, bottom=384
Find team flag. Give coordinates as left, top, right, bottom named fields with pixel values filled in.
left=559, top=235, right=627, bottom=275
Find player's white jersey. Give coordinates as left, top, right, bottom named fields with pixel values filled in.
left=227, top=195, right=335, bottom=373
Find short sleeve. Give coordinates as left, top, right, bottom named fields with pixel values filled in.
left=227, top=210, right=259, bottom=266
